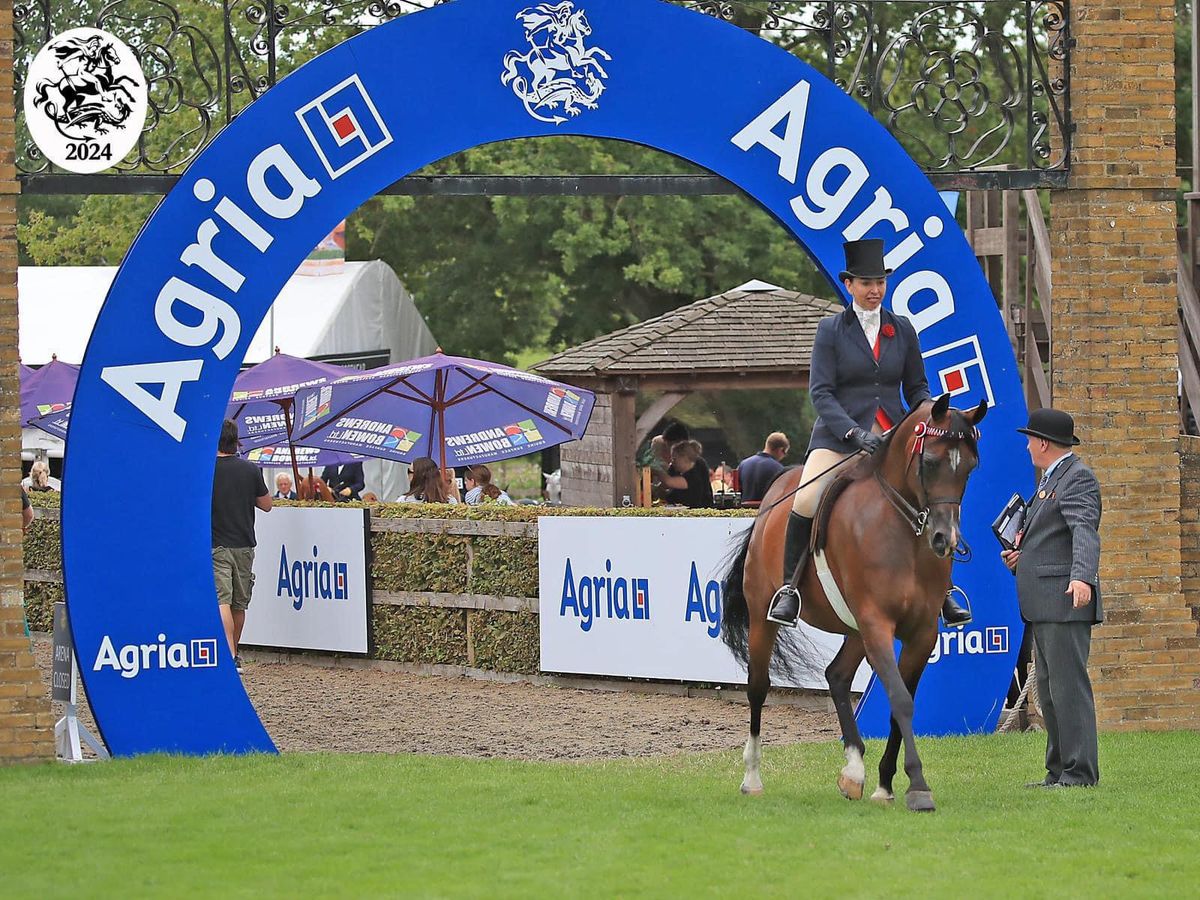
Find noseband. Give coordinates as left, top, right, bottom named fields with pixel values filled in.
left=874, top=417, right=979, bottom=555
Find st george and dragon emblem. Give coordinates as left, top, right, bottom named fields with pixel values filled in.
left=502, top=2, right=611, bottom=124
left=23, top=27, right=147, bottom=174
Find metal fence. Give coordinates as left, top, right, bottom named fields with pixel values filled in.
left=14, top=0, right=1069, bottom=192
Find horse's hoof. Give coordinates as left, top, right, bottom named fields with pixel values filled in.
left=740, top=782, right=763, bottom=796
left=870, top=787, right=894, bottom=805
left=837, top=774, right=864, bottom=800
left=906, top=790, right=936, bottom=812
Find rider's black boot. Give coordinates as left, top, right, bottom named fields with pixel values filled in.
left=767, top=512, right=813, bottom=627
left=940, top=591, right=972, bottom=627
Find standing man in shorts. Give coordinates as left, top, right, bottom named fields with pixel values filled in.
left=212, top=419, right=271, bottom=672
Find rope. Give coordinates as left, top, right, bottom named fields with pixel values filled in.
left=997, top=648, right=1042, bottom=733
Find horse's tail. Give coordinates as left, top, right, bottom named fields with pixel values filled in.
left=720, top=524, right=754, bottom=669
left=721, top=517, right=829, bottom=686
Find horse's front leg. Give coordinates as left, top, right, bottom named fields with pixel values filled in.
left=825, top=634, right=868, bottom=800
left=860, top=627, right=935, bottom=812
left=875, top=632, right=935, bottom=804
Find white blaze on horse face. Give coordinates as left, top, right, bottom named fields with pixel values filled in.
left=948, top=447, right=961, bottom=473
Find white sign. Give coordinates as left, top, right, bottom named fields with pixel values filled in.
left=241, top=506, right=370, bottom=653
left=23, top=28, right=148, bottom=174
left=538, top=517, right=870, bottom=691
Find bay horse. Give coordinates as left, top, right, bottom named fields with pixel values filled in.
left=721, top=394, right=987, bottom=812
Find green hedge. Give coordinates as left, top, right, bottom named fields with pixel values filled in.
left=23, top=497, right=754, bottom=675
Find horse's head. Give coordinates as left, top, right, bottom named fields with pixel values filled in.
left=568, top=9, right=591, bottom=38
left=894, top=393, right=987, bottom=559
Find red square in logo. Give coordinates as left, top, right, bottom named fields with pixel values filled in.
left=332, top=114, right=355, bottom=139
left=944, top=369, right=965, bottom=392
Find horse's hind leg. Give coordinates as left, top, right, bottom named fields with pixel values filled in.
left=741, top=618, right=778, bottom=795
left=826, top=635, right=868, bottom=800
left=861, top=629, right=935, bottom=812
left=877, top=641, right=931, bottom=804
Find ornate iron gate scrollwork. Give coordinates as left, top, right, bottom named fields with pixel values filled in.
left=14, top=0, right=1070, bottom=188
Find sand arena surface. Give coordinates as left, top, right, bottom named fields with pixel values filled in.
left=33, top=637, right=836, bottom=758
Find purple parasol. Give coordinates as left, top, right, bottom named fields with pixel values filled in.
left=291, top=351, right=595, bottom=469
left=20, top=358, right=79, bottom=426
left=226, top=352, right=365, bottom=484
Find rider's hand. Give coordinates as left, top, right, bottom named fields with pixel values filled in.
left=849, top=427, right=883, bottom=455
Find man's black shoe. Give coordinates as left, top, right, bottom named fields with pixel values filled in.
left=941, top=592, right=972, bottom=627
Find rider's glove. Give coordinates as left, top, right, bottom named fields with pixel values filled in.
left=849, top=427, right=883, bottom=454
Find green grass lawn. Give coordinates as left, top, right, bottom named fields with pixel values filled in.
left=3, top=731, right=1197, bottom=898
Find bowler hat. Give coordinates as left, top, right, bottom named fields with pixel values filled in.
left=1017, top=407, right=1080, bottom=446
left=839, top=239, right=893, bottom=282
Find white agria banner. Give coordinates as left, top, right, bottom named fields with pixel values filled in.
left=241, top=506, right=370, bottom=653
left=538, top=517, right=869, bottom=690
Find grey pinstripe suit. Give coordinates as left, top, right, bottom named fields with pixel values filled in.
left=1015, top=454, right=1102, bottom=786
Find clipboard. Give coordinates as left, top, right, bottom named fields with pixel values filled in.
left=991, top=492, right=1027, bottom=550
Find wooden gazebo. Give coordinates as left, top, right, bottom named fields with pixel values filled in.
left=534, top=281, right=840, bottom=506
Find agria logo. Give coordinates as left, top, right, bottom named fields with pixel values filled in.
left=928, top=625, right=1009, bottom=664
left=559, top=558, right=649, bottom=632
left=93, top=634, right=219, bottom=679
left=277, top=544, right=350, bottom=610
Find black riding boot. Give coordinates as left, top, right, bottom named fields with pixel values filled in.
left=767, top=512, right=813, bottom=627
left=940, top=591, right=972, bottom=627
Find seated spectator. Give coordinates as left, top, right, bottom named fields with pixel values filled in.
left=463, top=465, right=514, bottom=505
left=738, top=432, right=790, bottom=503
left=400, top=457, right=460, bottom=504
left=273, top=472, right=298, bottom=500
left=661, top=440, right=714, bottom=509
left=27, top=459, right=55, bottom=492
left=321, top=462, right=365, bottom=501
left=710, top=464, right=735, bottom=495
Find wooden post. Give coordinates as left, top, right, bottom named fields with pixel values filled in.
left=611, top=387, right=637, bottom=507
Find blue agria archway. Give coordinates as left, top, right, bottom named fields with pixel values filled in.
left=64, top=0, right=1030, bottom=755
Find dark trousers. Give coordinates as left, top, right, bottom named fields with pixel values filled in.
left=1032, top=621, right=1099, bottom=786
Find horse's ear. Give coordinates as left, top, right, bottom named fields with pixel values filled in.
left=931, top=393, right=951, bottom=420
left=967, top=399, right=989, bottom=426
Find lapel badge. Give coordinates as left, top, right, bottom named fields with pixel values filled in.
left=1038, top=490, right=1047, bottom=499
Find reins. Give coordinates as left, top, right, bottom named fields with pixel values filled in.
left=876, top=416, right=979, bottom=561
left=756, top=450, right=866, bottom=516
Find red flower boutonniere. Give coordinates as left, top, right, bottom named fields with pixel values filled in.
left=881, top=323, right=896, bottom=339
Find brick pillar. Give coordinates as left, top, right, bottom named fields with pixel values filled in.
left=1051, top=0, right=1200, bottom=729
left=0, top=4, right=53, bottom=762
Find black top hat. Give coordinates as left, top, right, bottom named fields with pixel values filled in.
left=1017, top=407, right=1080, bottom=446
left=839, top=239, right=893, bottom=282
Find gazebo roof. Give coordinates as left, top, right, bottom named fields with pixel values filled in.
left=534, top=281, right=842, bottom=379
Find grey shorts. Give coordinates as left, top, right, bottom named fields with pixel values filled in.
left=213, top=546, right=256, bottom=611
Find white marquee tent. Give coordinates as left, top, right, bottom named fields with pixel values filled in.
left=19, top=260, right=437, bottom=499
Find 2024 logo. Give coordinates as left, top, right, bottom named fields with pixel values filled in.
left=23, top=27, right=147, bottom=174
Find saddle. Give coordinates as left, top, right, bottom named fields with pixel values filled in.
left=812, top=467, right=860, bottom=555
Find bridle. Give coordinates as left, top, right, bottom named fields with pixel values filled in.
left=874, top=415, right=979, bottom=559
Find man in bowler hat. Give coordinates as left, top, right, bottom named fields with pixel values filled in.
left=1002, top=407, right=1102, bottom=787
left=769, top=238, right=971, bottom=628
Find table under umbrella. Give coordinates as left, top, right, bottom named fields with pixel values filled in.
left=291, top=351, right=595, bottom=469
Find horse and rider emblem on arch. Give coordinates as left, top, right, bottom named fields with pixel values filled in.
left=502, top=2, right=612, bottom=124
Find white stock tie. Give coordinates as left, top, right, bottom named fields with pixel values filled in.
left=858, top=309, right=880, bottom=348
